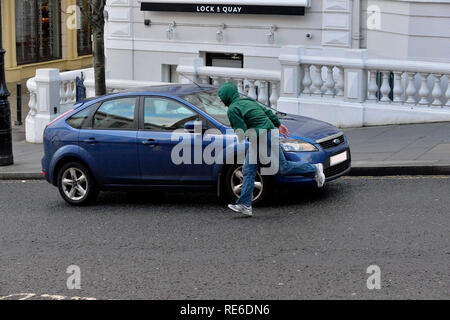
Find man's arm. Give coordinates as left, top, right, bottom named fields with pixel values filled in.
left=262, top=106, right=290, bottom=138
left=263, top=107, right=281, bottom=128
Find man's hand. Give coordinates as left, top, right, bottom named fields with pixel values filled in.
left=279, top=124, right=290, bottom=138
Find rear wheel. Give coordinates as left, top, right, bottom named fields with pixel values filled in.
left=224, top=164, right=272, bottom=207
left=57, top=162, right=98, bottom=206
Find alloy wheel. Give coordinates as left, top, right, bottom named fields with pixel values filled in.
left=230, top=166, right=263, bottom=202
left=61, top=168, right=89, bottom=201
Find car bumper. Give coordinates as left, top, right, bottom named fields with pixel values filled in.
left=41, top=155, right=52, bottom=183
left=274, top=142, right=351, bottom=186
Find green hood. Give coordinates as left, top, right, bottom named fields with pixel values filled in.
left=218, top=82, right=240, bottom=106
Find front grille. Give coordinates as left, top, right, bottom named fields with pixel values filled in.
left=319, top=135, right=345, bottom=149
left=324, top=160, right=351, bottom=178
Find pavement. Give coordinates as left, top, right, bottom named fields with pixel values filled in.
left=344, top=122, right=450, bottom=176
left=0, top=122, right=449, bottom=179
left=0, top=127, right=44, bottom=179
left=0, top=176, right=448, bottom=299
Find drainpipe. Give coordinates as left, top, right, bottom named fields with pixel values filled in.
left=351, top=0, right=361, bottom=49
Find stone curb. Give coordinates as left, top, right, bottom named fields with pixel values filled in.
left=0, top=172, right=45, bottom=180
left=349, top=163, right=450, bottom=176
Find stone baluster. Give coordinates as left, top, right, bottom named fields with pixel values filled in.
left=244, top=83, right=249, bottom=95
left=199, top=76, right=209, bottom=84
left=302, top=65, right=312, bottom=95
left=269, top=82, right=279, bottom=109
left=445, top=75, right=450, bottom=107
left=312, top=65, right=324, bottom=95
left=60, top=82, right=67, bottom=106
left=211, top=77, right=220, bottom=86
left=70, top=80, right=76, bottom=103
left=65, top=81, right=71, bottom=106
left=367, top=71, right=378, bottom=101
left=28, top=91, right=37, bottom=117
left=380, top=72, right=391, bottom=102
left=73, top=80, right=78, bottom=102
left=335, top=66, right=344, bottom=97
left=405, top=72, right=417, bottom=105
left=418, top=73, right=430, bottom=106
left=324, top=66, right=335, bottom=96
left=248, top=80, right=257, bottom=100
left=25, top=85, right=37, bottom=143
left=393, top=71, right=404, bottom=104
left=236, top=79, right=244, bottom=94
left=66, top=81, right=72, bottom=104
left=257, top=81, right=269, bottom=105
left=431, top=74, right=443, bottom=107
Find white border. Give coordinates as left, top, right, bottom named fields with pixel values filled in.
left=141, top=0, right=310, bottom=7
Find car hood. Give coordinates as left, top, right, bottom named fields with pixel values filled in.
left=277, top=113, right=341, bottom=142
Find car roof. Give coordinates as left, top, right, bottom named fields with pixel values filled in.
left=122, top=83, right=217, bottom=96
left=74, top=84, right=217, bottom=107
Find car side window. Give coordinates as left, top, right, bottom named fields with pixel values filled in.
left=66, top=103, right=100, bottom=129
left=93, top=97, right=136, bottom=130
left=143, top=97, right=198, bottom=131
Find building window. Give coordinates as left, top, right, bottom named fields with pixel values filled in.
left=76, top=0, right=92, bottom=56
left=205, top=52, right=243, bottom=68
left=15, top=0, right=62, bottom=65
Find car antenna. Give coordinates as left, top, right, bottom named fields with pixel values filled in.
left=177, top=72, right=204, bottom=89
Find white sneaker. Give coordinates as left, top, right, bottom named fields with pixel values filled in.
left=228, top=204, right=253, bottom=217
left=314, top=163, right=326, bottom=188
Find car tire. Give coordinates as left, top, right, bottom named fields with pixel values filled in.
left=57, top=162, right=99, bottom=206
left=223, top=164, right=273, bottom=207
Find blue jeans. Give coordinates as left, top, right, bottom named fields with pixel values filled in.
left=236, top=134, right=317, bottom=207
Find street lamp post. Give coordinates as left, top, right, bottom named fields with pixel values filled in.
left=0, top=1, right=14, bottom=166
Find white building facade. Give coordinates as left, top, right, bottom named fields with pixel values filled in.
left=102, top=0, right=450, bottom=127
left=25, top=0, right=450, bottom=142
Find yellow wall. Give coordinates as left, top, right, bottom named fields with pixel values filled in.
left=1, top=0, right=93, bottom=83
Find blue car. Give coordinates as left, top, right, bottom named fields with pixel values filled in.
left=42, top=84, right=351, bottom=206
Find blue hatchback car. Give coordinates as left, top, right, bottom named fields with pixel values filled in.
left=42, top=84, right=351, bottom=206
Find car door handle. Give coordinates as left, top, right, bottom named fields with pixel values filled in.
left=142, top=139, right=158, bottom=145
left=83, top=137, right=98, bottom=144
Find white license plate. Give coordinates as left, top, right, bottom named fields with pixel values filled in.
left=330, top=151, right=348, bottom=166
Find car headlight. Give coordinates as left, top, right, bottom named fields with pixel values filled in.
left=280, top=139, right=318, bottom=152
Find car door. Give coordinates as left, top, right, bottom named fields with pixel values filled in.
left=78, top=96, right=140, bottom=185
left=137, top=96, right=215, bottom=185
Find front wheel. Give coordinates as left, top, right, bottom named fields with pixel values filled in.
left=223, top=164, right=273, bottom=207
left=57, top=162, right=99, bottom=206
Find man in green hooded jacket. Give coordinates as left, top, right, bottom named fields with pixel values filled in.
left=218, top=82, right=325, bottom=217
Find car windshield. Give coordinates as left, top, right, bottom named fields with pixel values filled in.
left=182, top=89, right=279, bottom=127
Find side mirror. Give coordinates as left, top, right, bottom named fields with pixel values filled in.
left=184, top=120, right=210, bottom=133
left=184, top=120, right=199, bottom=133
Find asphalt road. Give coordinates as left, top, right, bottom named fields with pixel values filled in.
left=0, top=176, right=448, bottom=300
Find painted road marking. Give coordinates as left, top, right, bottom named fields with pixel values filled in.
left=0, top=293, right=96, bottom=300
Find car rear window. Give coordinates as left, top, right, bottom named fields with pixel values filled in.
left=66, top=103, right=99, bottom=129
